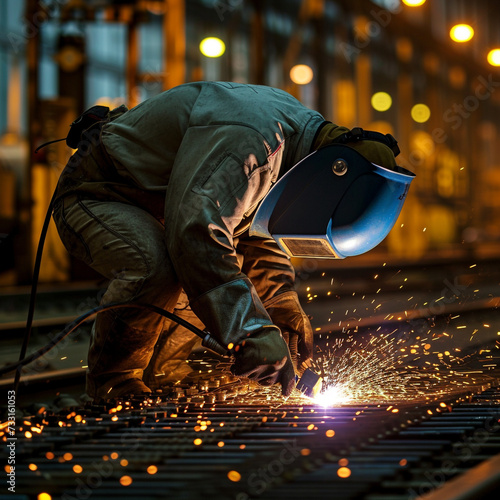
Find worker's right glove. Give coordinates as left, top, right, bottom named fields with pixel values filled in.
left=189, top=278, right=296, bottom=397
left=230, top=326, right=296, bottom=397
left=263, top=291, right=313, bottom=374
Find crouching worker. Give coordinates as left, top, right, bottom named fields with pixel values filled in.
left=51, top=81, right=414, bottom=400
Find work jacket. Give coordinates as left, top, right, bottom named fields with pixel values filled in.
left=57, top=81, right=325, bottom=350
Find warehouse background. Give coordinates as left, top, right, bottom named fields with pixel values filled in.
left=1, top=0, right=500, bottom=286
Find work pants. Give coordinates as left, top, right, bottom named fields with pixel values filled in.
left=53, top=195, right=204, bottom=399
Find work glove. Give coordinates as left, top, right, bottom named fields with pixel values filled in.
left=263, top=291, right=313, bottom=374
left=230, top=326, right=296, bottom=397
left=189, top=278, right=297, bottom=396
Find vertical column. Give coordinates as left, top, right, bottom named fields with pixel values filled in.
left=21, top=0, right=40, bottom=283
left=311, top=0, right=327, bottom=116
left=250, top=0, right=265, bottom=85
left=126, top=13, right=140, bottom=107
left=164, top=0, right=186, bottom=90
left=355, top=53, right=371, bottom=126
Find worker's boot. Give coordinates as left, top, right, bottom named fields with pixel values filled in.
left=143, top=291, right=204, bottom=390
left=86, top=310, right=157, bottom=400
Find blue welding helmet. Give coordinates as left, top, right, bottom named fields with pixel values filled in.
left=249, top=143, right=415, bottom=259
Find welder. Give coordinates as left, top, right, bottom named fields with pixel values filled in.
left=51, top=81, right=413, bottom=400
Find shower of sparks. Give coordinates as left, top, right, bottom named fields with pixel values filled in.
left=307, top=334, right=436, bottom=405
left=305, top=330, right=499, bottom=406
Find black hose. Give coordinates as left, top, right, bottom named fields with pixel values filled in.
left=14, top=190, right=58, bottom=393
left=2, top=301, right=229, bottom=378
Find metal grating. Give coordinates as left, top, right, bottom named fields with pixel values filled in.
left=5, top=382, right=500, bottom=500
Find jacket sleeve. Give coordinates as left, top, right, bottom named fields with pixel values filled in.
left=237, top=237, right=314, bottom=367
left=164, top=125, right=284, bottom=348
left=237, top=237, right=296, bottom=303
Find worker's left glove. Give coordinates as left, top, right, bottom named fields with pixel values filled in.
left=230, top=326, right=296, bottom=397
left=263, top=291, right=313, bottom=373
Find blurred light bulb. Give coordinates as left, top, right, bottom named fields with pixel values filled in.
left=402, top=0, right=426, bottom=6
left=487, top=49, right=500, bottom=66
left=199, top=37, right=226, bottom=58
left=290, top=64, right=313, bottom=85
left=450, top=24, right=474, bottom=43
left=371, top=92, right=392, bottom=112
left=411, top=103, right=431, bottom=123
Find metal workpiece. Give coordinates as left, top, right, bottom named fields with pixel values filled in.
left=4, top=379, right=500, bottom=500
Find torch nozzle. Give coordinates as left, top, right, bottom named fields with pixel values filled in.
left=296, top=368, right=323, bottom=398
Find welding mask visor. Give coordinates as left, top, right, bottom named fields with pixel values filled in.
left=249, top=143, right=415, bottom=259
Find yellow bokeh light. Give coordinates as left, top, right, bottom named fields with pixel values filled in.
left=199, top=37, right=226, bottom=58
left=73, top=464, right=83, bottom=474
left=402, top=0, right=426, bottom=6
left=411, top=104, right=431, bottom=123
left=290, top=64, right=314, bottom=85
left=147, top=465, right=158, bottom=475
left=450, top=24, right=474, bottom=43
left=38, top=494, right=52, bottom=500
left=487, top=49, right=500, bottom=66
left=371, top=92, right=392, bottom=112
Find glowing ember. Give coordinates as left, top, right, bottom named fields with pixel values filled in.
left=227, top=470, right=241, bottom=482
left=119, top=475, right=132, bottom=486
left=337, top=466, right=351, bottom=478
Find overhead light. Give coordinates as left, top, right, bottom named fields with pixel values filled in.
left=487, top=49, right=500, bottom=66
left=371, top=92, right=392, bottom=112
left=450, top=24, right=474, bottom=43
left=290, top=64, right=313, bottom=85
left=402, top=0, right=426, bottom=6
left=411, top=104, right=431, bottom=123
left=199, top=37, right=226, bottom=58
